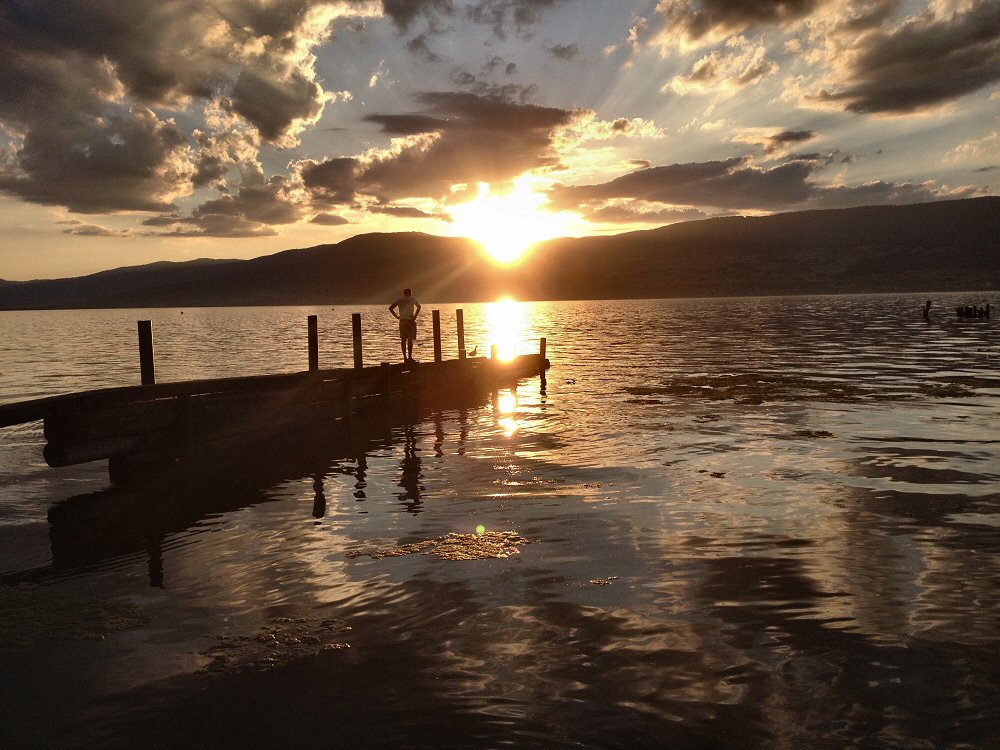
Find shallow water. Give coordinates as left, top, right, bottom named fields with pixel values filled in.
left=1, top=294, right=999, bottom=748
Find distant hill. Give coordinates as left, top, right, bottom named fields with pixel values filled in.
left=1, top=197, right=997, bottom=309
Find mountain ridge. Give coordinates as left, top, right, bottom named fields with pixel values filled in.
left=1, top=197, right=997, bottom=309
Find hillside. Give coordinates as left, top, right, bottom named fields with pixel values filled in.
left=1, top=197, right=997, bottom=309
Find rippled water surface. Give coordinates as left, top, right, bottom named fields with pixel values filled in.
left=1, top=295, right=998, bottom=748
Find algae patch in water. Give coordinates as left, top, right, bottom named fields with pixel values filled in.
left=346, top=531, right=531, bottom=561
left=0, top=585, right=149, bottom=653
left=200, top=616, right=352, bottom=675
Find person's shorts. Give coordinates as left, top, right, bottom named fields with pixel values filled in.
left=399, top=319, right=417, bottom=340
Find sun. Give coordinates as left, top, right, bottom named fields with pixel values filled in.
left=448, top=175, right=580, bottom=264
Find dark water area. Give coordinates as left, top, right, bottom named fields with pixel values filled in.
left=1, top=294, right=999, bottom=748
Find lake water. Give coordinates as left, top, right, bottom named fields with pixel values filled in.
left=1, top=294, right=999, bottom=748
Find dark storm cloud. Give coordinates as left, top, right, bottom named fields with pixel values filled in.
left=551, top=156, right=971, bottom=213
left=658, top=0, right=824, bottom=40
left=303, top=91, right=576, bottom=202
left=814, top=3, right=1000, bottom=113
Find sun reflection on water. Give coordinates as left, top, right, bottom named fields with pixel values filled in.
left=485, top=298, right=530, bottom=362
left=495, top=389, right=519, bottom=435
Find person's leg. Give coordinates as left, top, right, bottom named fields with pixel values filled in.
left=400, top=335, right=407, bottom=360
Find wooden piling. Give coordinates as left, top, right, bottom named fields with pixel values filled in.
left=138, top=320, right=155, bottom=386
left=352, top=313, right=363, bottom=369
left=539, top=337, right=547, bottom=369
left=432, top=310, right=442, bottom=363
left=456, top=309, right=466, bottom=360
left=308, top=315, right=319, bottom=371
left=491, top=344, right=498, bottom=360
left=380, top=362, right=391, bottom=396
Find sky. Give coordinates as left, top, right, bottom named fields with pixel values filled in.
left=0, top=0, right=997, bottom=280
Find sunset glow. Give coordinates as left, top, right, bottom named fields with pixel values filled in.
left=485, top=298, right=529, bottom=362
left=448, top=178, right=580, bottom=265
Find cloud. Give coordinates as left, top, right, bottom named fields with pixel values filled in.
left=0, top=0, right=374, bottom=215
left=369, top=204, right=448, bottom=219
left=303, top=91, right=578, bottom=202
left=407, top=34, right=442, bottom=62
left=143, top=175, right=301, bottom=236
left=57, top=220, right=131, bottom=237
left=665, top=36, right=778, bottom=94
left=0, top=105, right=193, bottom=213
left=810, top=3, right=1000, bottom=113
left=654, top=0, right=826, bottom=47
left=383, top=0, right=566, bottom=37
left=466, top=0, right=568, bottom=39
left=299, top=157, right=361, bottom=203
left=382, top=0, right=455, bottom=31
left=310, top=212, right=351, bottom=225
left=546, top=43, right=578, bottom=60
left=944, top=131, right=999, bottom=165
left=584, top=203, right=706, bottom=224
left=550, top=155, right=979, bottom=213
left=734, top=128, right=816, bottom=154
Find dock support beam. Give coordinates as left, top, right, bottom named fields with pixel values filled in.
left=456, top=309, right=466, bottom=360
left=352, top=313, right=363, bottom=369
left=491, top=344, right=498, bottom=360
left=138, top=320, right=155, bottom=386
left=308, top=315, right=319, bottom=371
left=432, top=310, right=442, bottom=363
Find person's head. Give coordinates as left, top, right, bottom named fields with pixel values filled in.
left=403, top=288, right=412, bottom=296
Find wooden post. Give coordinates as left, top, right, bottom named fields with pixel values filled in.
left=138, top=320, right=155, bottom=385
left=352, top=313, right=363, bottom=369
left=490, top=344, right=498, bottom=360
left=432, top=310, right=442, bottom=363
left=456, top=309, right=466, bottom=360
left=380, top=362, right=391, bottom=397
left=308, top=315, right=319, bottom=371
left=539, top=337, right=547, bottom=370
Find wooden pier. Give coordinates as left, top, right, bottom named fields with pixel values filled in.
left=0, top=309, right=549, bottom=483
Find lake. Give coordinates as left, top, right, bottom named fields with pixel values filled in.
left=1, top=294, right=998, bottom=748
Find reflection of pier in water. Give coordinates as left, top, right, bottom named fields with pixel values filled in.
left=0, top=307, right=550, bottom=585
left=9, top=396, right=487, bottom=587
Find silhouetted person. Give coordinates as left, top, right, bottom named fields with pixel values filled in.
left=389, top=288, right=421, bottom=363
left=923, top=300, right=931, bottom=321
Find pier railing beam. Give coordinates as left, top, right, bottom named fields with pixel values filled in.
left=138, top=320, right=155, bottom=386
left=308, top=315, right=319, bottom=371
left=432, top=310, right=442, bottom=363
left=352, top=313, right=363, bottom=370
left=456, top=309, right=466, bottom=360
